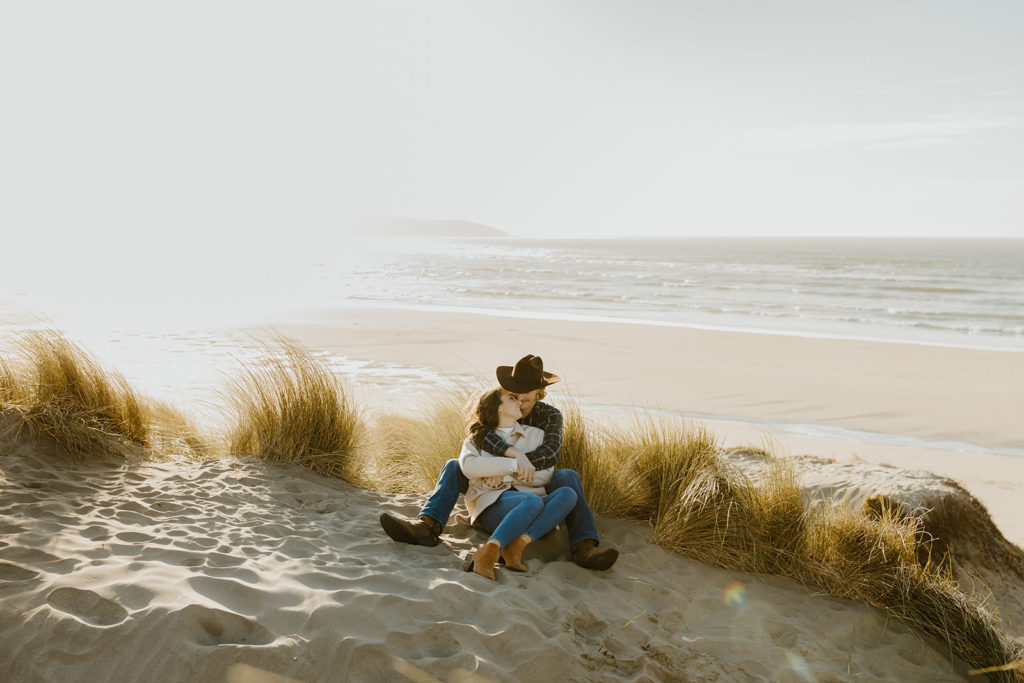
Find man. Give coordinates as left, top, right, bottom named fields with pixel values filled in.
left=379, top=354, right=619, bottom=570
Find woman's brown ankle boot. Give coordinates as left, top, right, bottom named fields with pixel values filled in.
left=471, top=542, right=501, bottom=580
left=500, top=536, right=530, bottom=572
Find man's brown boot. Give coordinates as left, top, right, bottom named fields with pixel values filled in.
left=379, top=512, right=441, bottom=547
left=570, top=539, right=619, bottom=570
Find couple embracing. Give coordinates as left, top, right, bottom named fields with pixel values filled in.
left=379, top=354, right=619, bottom=580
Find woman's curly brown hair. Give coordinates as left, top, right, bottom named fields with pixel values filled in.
left=465, top=388, right=506, bottom=452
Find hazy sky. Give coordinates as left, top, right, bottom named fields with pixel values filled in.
left=2, top=1, right=1023, bottom=247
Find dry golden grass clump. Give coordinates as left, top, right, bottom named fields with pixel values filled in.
left=223, top=339, right=363, bottom=480
left=916, top=484, right=1024, bottom=579
left=362, top=384, right=479, bottom=492
left=0, top=330, right=151, bottom=461
left=553, top=392, right=638, bottom=518
left=810, top=501, right=1022, bottom=679
left=144, top=400, right=214, bottom=461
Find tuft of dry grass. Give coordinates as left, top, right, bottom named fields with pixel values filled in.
left=362, top=383, right=481, bottom=493
left=223, top=338, right=363, bottom=480
left=920, top=483, right=1024, bottom=580
left=0, top=330, right=150, bottom=461
left=145, top=400, right=215, bottom=461
left=552, top=392, right=636, bottom=518
left=804, top=501, right=1022, bottom=679
left=619, top=416, right=723, bottom=522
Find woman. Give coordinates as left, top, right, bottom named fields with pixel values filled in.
left=459, top=388, right=577, bottom=580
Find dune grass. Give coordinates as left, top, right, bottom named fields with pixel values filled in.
left=223, top=339, right=363, bottom=481
left=803, top=503, right=1022, bottom=679
left=145, top=400, right=215, bottom=461
left=0, top=330, right=151, bottom=461
left=554, top=392, right=641, bottom=518
left=362, top=383, right=480, bottom=492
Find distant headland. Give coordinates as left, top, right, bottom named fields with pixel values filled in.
left=347, top=216, right=509, bottom=238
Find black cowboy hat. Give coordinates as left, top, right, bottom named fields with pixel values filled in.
left=496, top=355, right=561, bottom=394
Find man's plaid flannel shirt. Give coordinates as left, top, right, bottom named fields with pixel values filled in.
left=481, top=401, right=563, bottom=470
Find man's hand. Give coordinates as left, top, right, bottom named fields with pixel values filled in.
left=504, top=446, right=536, bottom=483
left=512, top=452, right=536, bottom=484
left=482, top=475, right=504, bottom=488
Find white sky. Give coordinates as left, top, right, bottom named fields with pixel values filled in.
left=2, top=1, right=1023, bottom=246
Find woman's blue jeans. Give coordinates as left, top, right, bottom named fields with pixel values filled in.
left=419, top=460, right=602, bottom=548
left=475, top=487, right=577, bottom=548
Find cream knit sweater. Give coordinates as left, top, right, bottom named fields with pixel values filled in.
left=458, top=422, right=553, bottom=523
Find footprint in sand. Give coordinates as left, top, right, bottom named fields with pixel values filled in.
left=4, top=547, right=79, bottom=573
left=150, top=501, right=187, bottom=514
left=761, top=618, right=799, bottom=649
left=174, top=604, right=274, bottom=646
left=114, top=510, right=152, bottom=526
left=79, top=525, right=110, bottom=541
left=110, top=583, right=156, bottom=610
left=205, top=551, right=246, bottom=568
left=46, top=587, right=128, bottom=626
left=295, top=572, right=349, bottom=591
left=184, top=535, right=219, bottom=550
left=0, top=562, right=39, bottom=581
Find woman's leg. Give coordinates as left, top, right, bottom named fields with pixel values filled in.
left=496, top=488, right=579, bottom=573
left=470, top=491, right=544, bottom=580
left=475, top=490, right=544, bottom=548
left=523, top=487, right=577, bottom=542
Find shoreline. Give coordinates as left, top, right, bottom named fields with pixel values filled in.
left=335, top=299, right=1024, bottom=354
left=274, top=305, right=1024, bottom=450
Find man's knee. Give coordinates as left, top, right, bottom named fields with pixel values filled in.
left=430, top=459, right=468, bottom=498
left=550, top=468, right=582, bottom=490
left=554, top=486, right=577, bottom=507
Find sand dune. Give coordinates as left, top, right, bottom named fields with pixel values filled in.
left=726, top=449, right=1024, bottom=637
left=0, top=438, right=978, bottom=681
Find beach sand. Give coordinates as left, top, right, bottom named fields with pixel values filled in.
left=2, top=306, right=1021, bottom=681
left=0, top=438, right=976, bottom=681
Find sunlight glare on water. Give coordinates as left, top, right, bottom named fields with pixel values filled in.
left=0, top=236, right=408, bottom=413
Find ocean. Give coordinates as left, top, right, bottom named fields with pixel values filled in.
left=2, top=237, right=1022, bottom=417
left=325, top=237, right=1024, bottom=351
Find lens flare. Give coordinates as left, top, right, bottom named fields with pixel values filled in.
left=785, top=651, right=815, bottom=682
left=722, top=581, right=747, bottom=608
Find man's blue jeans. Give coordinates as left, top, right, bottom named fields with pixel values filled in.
left=419, top=459, right=468, bottom=528
left=547, top=468, right=601, bottom=549
left=419, top=459, right=601, bottom=548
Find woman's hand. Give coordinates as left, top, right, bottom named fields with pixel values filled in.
left=482, top=476, right=504, bottom=488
